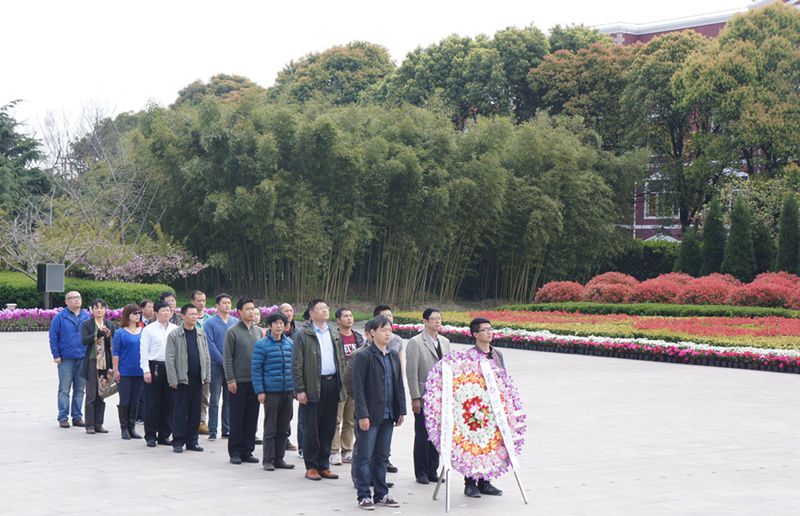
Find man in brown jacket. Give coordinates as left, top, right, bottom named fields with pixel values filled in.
left=405, top=308, right=451, bottom=485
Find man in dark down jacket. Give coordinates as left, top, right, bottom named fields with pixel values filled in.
left=351, top=315, right=406, bottom=510
left=252, top=311, right=296, bottom=471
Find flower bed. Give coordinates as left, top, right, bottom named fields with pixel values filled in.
left=0, top=305, right=279, bottom=332
left=395, top=310, right=800, bottom=351
left=394, top=324, right=800, bottom=374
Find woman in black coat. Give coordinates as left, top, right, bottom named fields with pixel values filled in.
left=80, top=298, right=115, bottom=434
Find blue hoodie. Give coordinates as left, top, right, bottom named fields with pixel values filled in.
left=49, top=308, right=90, bottom=360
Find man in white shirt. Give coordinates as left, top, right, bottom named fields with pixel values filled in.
left=140, top=300, right=178, bottom=447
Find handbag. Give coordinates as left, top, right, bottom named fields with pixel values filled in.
left=98, top=369, right=118, bottom=398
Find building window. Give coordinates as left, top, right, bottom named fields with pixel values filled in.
left=643, top=181, right=679, bottom=219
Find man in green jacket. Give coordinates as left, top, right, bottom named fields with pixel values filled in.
left=292, top=299, right=346, bottom=481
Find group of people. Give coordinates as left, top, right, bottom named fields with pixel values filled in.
left=49, top=289, right=506, bottom=510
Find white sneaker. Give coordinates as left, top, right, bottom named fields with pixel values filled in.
left=330, top=452, right=342, bottom=465
left=343, top=451, right=353, bottom=464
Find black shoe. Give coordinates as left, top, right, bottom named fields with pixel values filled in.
left=59, top=420, right=70, bottom=429
left=221, top=433, right=229, bottom=438
left=72, top=419, right=85, bottom=427
left=94, top=425, right=108, bottom=434
left=386, top=462, right=398, bottom=473
left=464, top=483, right=481, bottom=498
left=428, top=474, right=440, bottom=483
left=173, top=445, right=184, bottom=453
left=186, top=445, right=204, bottom=452
left=157, top=438, right=173, bottom=446
left=416, top=476, right=430, bottom=485
left=85, top=427, right=95, bottom=434
left=274, top=459, right=295, bottom=470
left=263, top=462, right=275, bottom=471
left=478, top=481, right=503, bottom=496
left=230, top=456, right=242, bottom=465
left=146, top=440, right=157, bottom=448
left=242, top=455, right=259, bottom=463
left=208, top=433, right=216, bottom=441
left=255, top=438, right=263, bottom=445
left=128, top=426, right=142, bottom=439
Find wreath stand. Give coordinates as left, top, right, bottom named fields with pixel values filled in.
left=431, top=360, right=529, bottom=512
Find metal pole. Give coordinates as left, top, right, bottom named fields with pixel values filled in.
left=513, top=470, right=529, bottom=504
left=445, top=468, right=451, bottom=513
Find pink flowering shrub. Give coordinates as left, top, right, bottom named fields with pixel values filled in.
left=726, top=283, right=795, bottom=308
left=583, top=283, right=632, bottom=303
left=702, top=273, right=742, bottom=287
left=677, top=277, right=735, bottom=305
left=654, top=272, right=695, bottom=285
left=534, top=281, right=585, bottom=303
left=626, top=277, right=684, bottom=304
left=586, top=272, right=639, bottom=288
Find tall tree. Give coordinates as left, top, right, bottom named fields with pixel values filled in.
left=700, top=196, right=726, bottom=275
left=622, top=31, right=710, bottom=227
left=752, top=220, right=774, bottom=274
left=548, top=23, right=612, bottom=52
left=673, top=227, right=702, bottom=277
left=0, top=102, right=49, bottom=213
left=776, top=193, right=800, bottom=273
left=721, top=197, right=756, bottom=282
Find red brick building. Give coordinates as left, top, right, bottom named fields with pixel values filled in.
left=597, top=0, right=799, bottom=241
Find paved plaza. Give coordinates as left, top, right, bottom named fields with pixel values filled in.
left=0, top=331, right=798, bottom=515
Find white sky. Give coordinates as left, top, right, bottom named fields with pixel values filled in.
left=3, top=0, right=756, bottom=135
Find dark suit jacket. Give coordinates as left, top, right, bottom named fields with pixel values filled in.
left=352, top=344, right=406, bottom=425
left=80, top=318, right=115, bottom=378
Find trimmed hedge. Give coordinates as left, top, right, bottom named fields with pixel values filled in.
left=0, top=271, right=173, bottom=309
left=495, top=301, right=800, bottom=319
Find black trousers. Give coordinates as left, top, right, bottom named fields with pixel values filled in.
left=144, top=361, right=171, bottom=442
left=414, top=405, right=440, bottom=479
left=300, top=375, right=339, bottom=471
left=171, top=375, right=202, bottom=448
left=84, top=360, right=105, bottom=429
left=262, top=392, right=293, bottom=464
left=228, top=381, right=258, bottom=459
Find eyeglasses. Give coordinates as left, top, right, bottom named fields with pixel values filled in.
left=477, top=327, right=493, bottom=333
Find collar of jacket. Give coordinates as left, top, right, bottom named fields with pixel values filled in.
left=304, top=321, right=332, bottom=336
left=368, top=343, right=391, bottom=357
left=173, top=325, right=204, bottom=337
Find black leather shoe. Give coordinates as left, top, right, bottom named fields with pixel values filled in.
left=464, top=483, right=481, bottom=498
left=72, top=419, right=85, bottom=427
left=255, top=438, right=263, bottom=445
left=478, top=481, right=503, bottom=496
left=173, top=446, right=183, bottom=453
left=263, top=462, right=275, bottom=471
left=146, top=440, right=157, bottom=448
left=416, top=476, right=430, bottom=485
left=428, top=474, right=440, bottom=483
left=94, top=425, right=109, bottom=434
left=230, top=456, right=242, bottom=465
left=386, top=462, right=398, bottom=473
left=157, top=438, right=173, bottom=446
left=242, top=455, right=259, bottom=463
left=274, top=459, right=295, bottom=469
left=186, top=445, right=204, bottom=452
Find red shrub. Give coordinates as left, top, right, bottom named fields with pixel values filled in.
left=752, top=272, right=800, bottom=289
left=654, top=272, right=695, bottom=285
left=586, top=272, right=639, bottom=288
left=726, top=283, right=795, bottom=308
left=583, top=283, right=633, bottom=303
left=677, top=278, right=735, bottom=305
left=534, top=281, right=585, bottom=303
left=625, top=277, right=684, bottom=304
left=702, top=273, right=742, bottom=287
left=786, top=290, right=800, bottom=310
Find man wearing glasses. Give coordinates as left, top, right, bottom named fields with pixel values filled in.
left=405, top=308, right=451, bottom=485
left=50, top=291, right=90, bottom=428
left=464, top=317, right=504, bottom=498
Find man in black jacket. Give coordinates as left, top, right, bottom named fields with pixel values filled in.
left=351, top=315, right=406, bottom=510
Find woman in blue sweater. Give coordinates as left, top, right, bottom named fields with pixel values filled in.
left=252, top=311, right=296, bottom=471
left=112, top=304, right=144, bottom=440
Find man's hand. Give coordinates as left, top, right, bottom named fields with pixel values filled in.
left=228, top=381, right=237, bottom=394
left=411, top=398, right=421, bottom=414
left=359, top=418, right=370, bottom=431
left=395, top=415, right=404, bottom=427
left=297, top=392, right=308, bottom=405
left=53, top=358, right=61, bottom=365
left=258, top=393, right=266, bottom=404
left=170, top=384, right=177, bottom=389
left=144, top=372, right=152, bottom=384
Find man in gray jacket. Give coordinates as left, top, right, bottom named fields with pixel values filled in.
left=405, top=308, right=451, bottom=484
left=166, top=304, right=211, bottom=453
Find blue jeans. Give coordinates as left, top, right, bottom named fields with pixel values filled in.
left=355, top=418, right=394, bottom=501
left=57, top=358, right=86, bottom=421
left=208, top=362, right=230, bottom=435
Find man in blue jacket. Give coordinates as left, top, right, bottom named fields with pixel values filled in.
left=204, top=293, right=239, bottom=440
left=252, top=311, right=296, bottom=471
left=49, top=291, right=90, bottom=428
